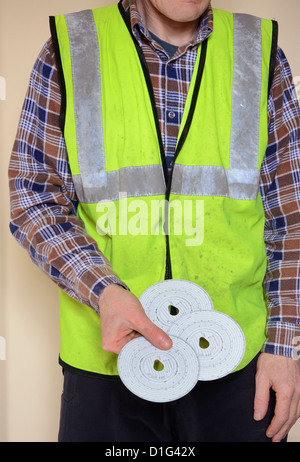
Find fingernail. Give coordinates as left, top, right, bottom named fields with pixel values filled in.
left=160, top=337, right=172, bottom=350
left=253, top=411, right=262, bottom=421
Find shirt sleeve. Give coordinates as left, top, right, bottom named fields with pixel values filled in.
left=260, top=47, right=300, bottom=357
left=8, top=39, right=128, bottom=314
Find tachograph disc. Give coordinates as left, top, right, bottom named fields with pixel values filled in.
left=167, top=311, right=246, bottom=381
left=117, top=336, right=199, bottom=403
left=139, top=279, right=214, bottom=330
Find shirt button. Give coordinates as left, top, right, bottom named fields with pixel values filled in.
left=168, top=111, right=176, bottom=119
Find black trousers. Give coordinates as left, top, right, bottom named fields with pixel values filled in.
left=58, top=353, right=286, bottom=443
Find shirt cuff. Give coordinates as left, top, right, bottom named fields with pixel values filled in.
left=75, top=268, right=129, bottom=314
left=262, top=321, right=300, bottom=359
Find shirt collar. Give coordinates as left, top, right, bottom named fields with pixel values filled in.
left=121, top=0, right=213, bottom=49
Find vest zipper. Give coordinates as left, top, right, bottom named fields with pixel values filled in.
left=165, top=39, right=208, bottom=279
left=119, top=2, right=208, bottom=280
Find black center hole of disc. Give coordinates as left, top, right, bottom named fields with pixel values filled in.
left=168, top=305, right=179, bottom=316
left=199, top=337, right=210, bottom=349
left=153, top=360, right=164, bottom=372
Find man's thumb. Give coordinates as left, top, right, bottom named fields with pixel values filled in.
left=138, top=315, right=173, bottom=350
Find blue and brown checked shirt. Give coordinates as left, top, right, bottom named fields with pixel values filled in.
left=8, top=1, right=300, bottom=357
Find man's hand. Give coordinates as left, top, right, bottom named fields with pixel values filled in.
left=98, top=284, right=173, bottom=354
left=254, top=353, right=300, bottom=442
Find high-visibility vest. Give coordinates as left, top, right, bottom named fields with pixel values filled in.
left=50, top=4, right=278, bottom=376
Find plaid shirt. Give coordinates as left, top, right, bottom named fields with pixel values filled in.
left=8, top=1, right=300, bottom=357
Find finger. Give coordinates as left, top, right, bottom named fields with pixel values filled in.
left=254, top=373, right=270, bottom=421
left=268, top=391, right=300, bottom=442
left=266, top=388, right=293, bottom=441
left=103, top=330, right=142, bottom=354
left=117, top=331, right=142, bottom=352
left=135, top=314, right=173, bottom=350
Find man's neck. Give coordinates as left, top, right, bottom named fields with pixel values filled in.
left=136, top=0, right=200, bottom=46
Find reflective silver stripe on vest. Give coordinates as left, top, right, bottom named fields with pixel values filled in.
left=73, top=164, right=166, bottom=203
left=172, top=13, right=262, bottom=201
left=171, top=165, right=260, bottom=201
left=65, top=9, right=166, bottom=203
left=230, top=14, right=262, bottom=172
left=65, top=10, right=262, bottom=203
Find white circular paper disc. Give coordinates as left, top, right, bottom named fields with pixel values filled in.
left=167, top=311, right=246, bottom=381
left=139, top=279, right=214, bottom=331
left=117, top=336, right=199, bottom=403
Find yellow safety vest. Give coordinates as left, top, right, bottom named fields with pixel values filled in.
left=50, top=4, right=277, bottom=376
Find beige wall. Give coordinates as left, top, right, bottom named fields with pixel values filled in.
left=0, top=0, right=299, bottom=442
